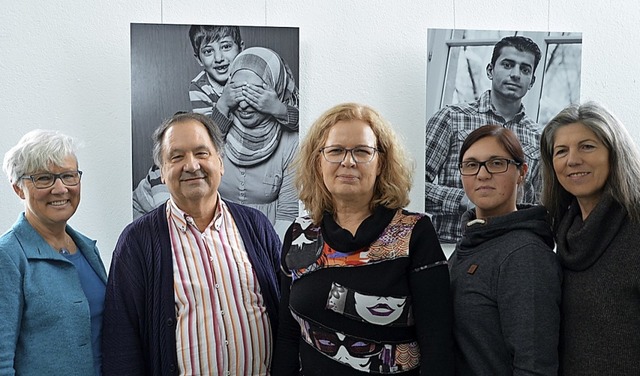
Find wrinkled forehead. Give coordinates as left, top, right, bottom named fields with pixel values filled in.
left=162, top=120, right=219, bottom=153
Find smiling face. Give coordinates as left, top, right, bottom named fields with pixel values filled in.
left=487, top=46, right=536, bottom=102
left=320, top=120, right=381, bottom=207
left=552, top=122, right=610, bottom=217
left=197, top=36, right=243, bottom=86
left=13, top=155, right=80, bottom=230
left=160, top=119, right=224, bottom=211
left=229, top=69, right=270, bottom=128
left=461, top=136, right=525, bottom=219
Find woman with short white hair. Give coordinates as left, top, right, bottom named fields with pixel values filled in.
left=0, top=130, right=106, bottom=375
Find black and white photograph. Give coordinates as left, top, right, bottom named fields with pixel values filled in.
left=424, top=29, right=582, bottom=245
left=130, top=23, right=300, bottom=237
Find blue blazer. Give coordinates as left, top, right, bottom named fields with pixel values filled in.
left=0, top=213, right=107, bottom=376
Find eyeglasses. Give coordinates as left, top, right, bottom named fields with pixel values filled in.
left=458, top=158, right=521, bottom=176
left=20, top=170, right=83, bottom=189
left=310, top=329, right=382, bottom=357
left=319, top=146, right=378, bottom=164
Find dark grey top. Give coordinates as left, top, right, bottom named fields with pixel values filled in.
left=450, top=205, right=561, bottom=376
left=556, top=195, right=640, bottom=376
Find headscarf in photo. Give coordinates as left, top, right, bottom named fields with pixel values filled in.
left=226, top=47, right=298, bottom=166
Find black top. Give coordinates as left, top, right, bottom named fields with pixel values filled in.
left=272, top=206, right=454, bottom=375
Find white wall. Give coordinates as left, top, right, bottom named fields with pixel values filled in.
left=1, top=0, right=638, bottom=267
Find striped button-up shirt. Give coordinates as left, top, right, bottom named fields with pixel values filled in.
left=425, top=90, right=541, bottom=243
left=167, top=198, right=272, bottom=375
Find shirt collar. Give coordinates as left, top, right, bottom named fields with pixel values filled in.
left=166, top=195, right=224, bottom=233
left=479, top=90, right=527, bottom=122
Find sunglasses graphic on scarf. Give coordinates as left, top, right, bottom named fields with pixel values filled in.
left=309, top=329, right=382, bottom=357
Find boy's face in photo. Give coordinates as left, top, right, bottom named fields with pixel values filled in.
left=486, top=46, right=536, bottom=102
left=197, top=36, right=244, bottom=85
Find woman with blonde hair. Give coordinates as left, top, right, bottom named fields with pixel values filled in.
left=272, top=103, right=453, bottom=375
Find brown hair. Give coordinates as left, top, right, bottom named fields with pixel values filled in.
left=459, top=124, right=526, bottom=166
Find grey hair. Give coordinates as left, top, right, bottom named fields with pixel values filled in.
left=3, top=129, right=79, bottom=186
left=152, top=112, right=224, bottom=167
left=540, top=101, right=640, bottom=227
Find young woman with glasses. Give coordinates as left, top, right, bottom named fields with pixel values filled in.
left=449, top=124, right=561, bottom=375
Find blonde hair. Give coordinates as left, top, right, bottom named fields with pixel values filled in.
left=295, top=103, right=413, bottom=224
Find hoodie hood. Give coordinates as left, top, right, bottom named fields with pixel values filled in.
left=458, top=204, right=554, bottom=252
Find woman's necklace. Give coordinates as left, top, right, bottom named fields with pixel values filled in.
left=48, top=233, right=74, bottom=255
left=59, top=234, right=76, bottom=255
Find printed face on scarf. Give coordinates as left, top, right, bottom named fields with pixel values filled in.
left=286, top=217, right=324, bottom=269
left=229, top=69, right=269, bottom=128
left=310, top=330, right=381, bottom=372
left=354, top=293, right=406, bottom=326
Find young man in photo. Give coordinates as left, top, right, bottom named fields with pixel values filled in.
left=425, top=35, right=542, bottom=244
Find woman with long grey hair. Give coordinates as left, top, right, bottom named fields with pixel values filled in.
left=540, top=101, right=640, bottom=375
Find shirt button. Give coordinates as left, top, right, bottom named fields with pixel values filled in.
left=215, top=284, right=220, bottom=289
left=225, top=340, right=229, bottom=346
left=221, top=310, right=225, bottom=316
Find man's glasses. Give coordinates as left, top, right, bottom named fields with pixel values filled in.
left=458, top=158, right=521, bottom=176
left=21, top=171, right=83, bottom=189
left=320, top=146, right=378, bottom=164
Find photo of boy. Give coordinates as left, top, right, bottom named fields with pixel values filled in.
left=188, top=25, right=244, bottom=118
